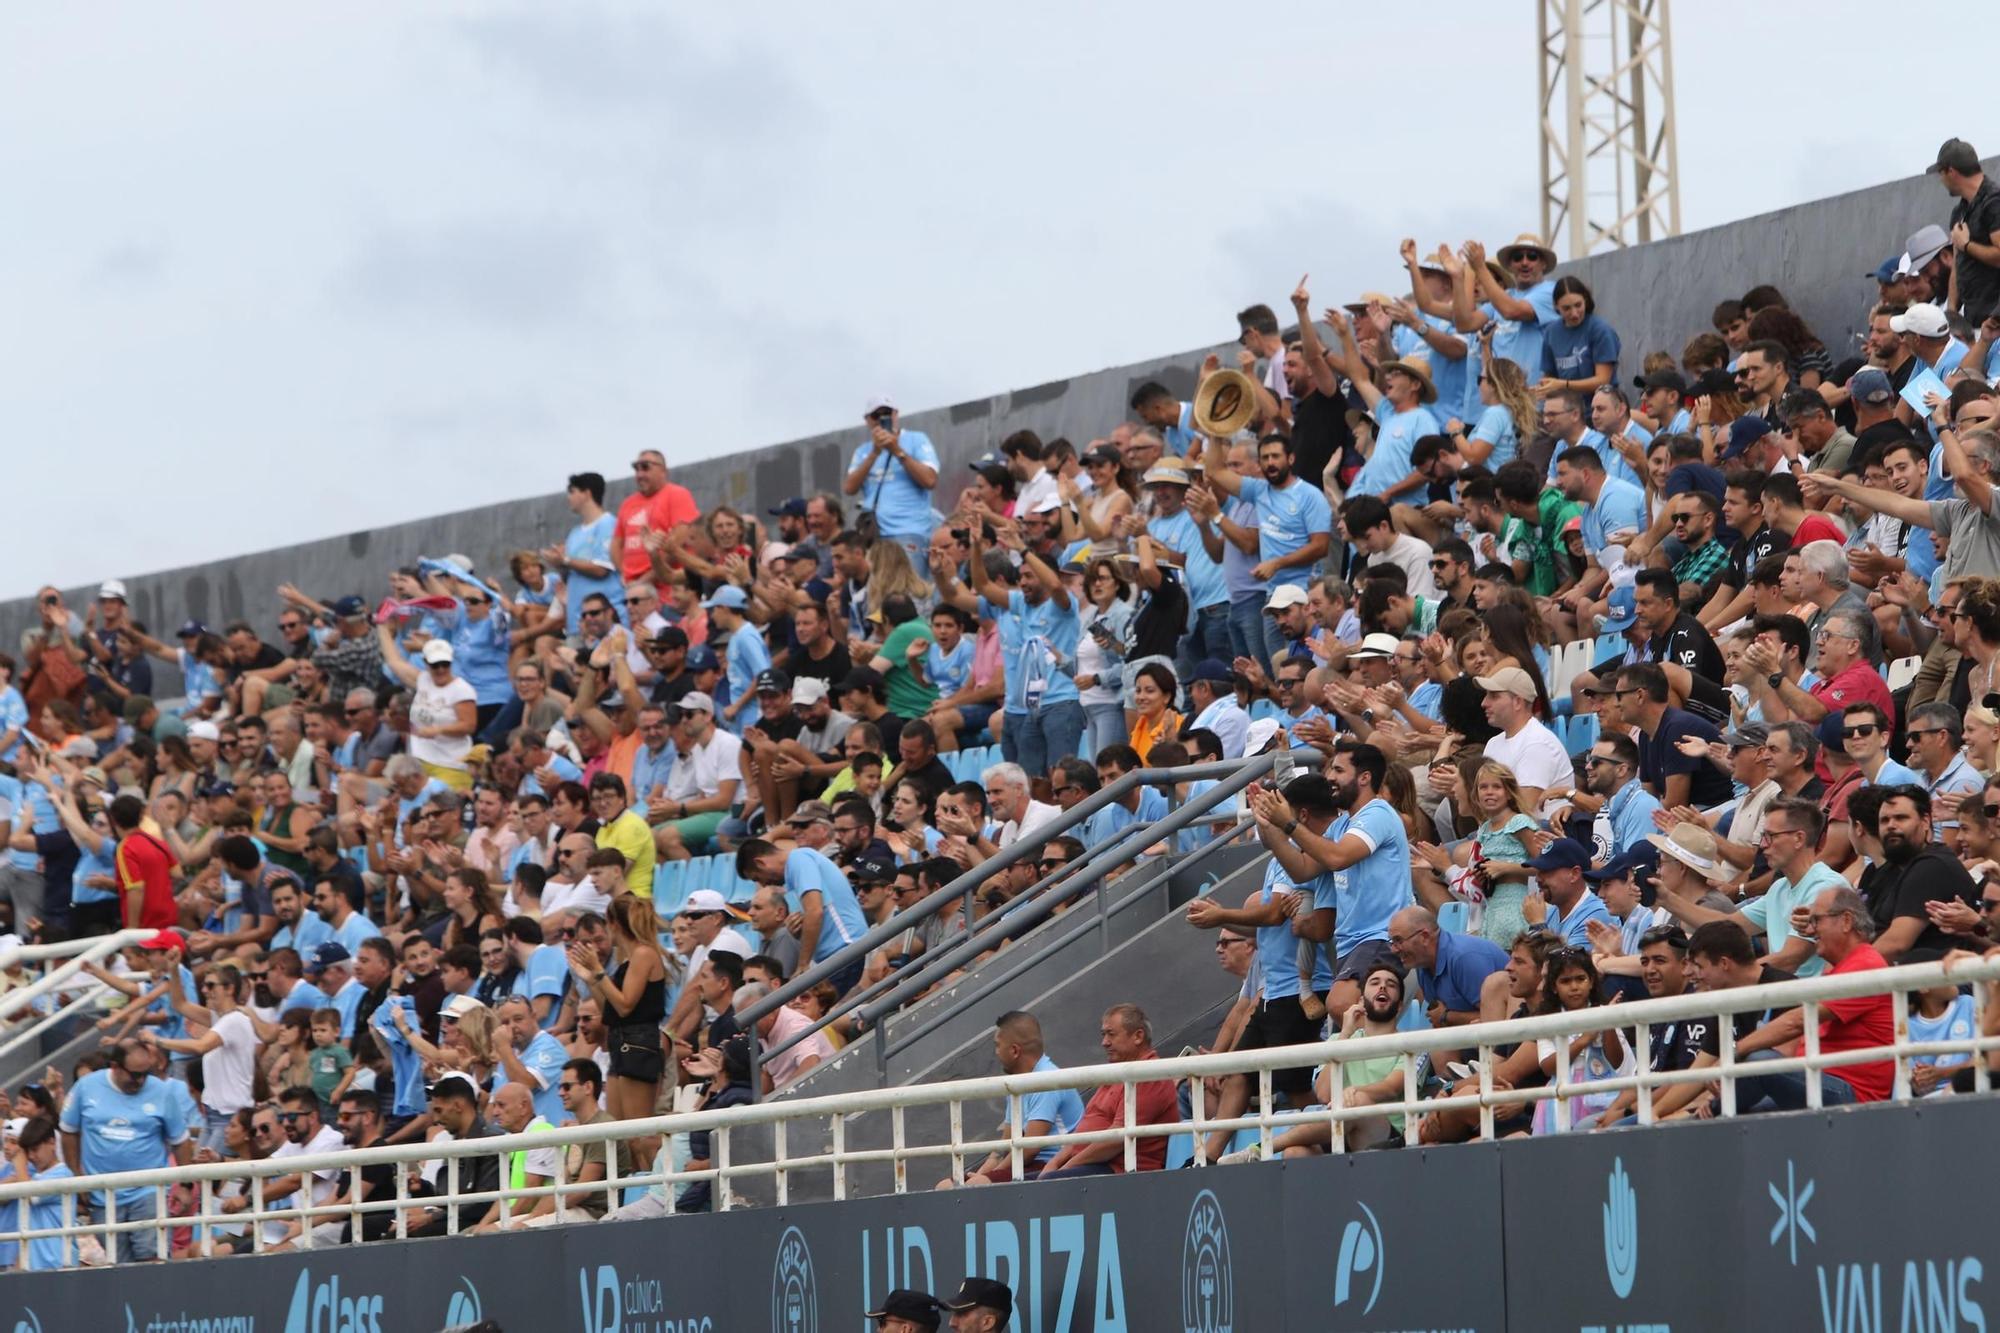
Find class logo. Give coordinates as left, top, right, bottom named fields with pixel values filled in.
left=1181, top=1188, right=1233, bottom=1333
left=444, top=1277, right=483, bottom=1327
left=1602, top=1156, right=1639, bottom=1300
left=1333, top=1200, right=1384, bottom=1315
left=772, top=1226, right=818, bottom=1333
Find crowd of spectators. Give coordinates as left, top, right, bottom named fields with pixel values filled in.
left=3, top=136, right=2000, bottom=1264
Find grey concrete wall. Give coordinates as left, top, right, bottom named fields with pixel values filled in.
left=5, top=158, right=1980, bottom=685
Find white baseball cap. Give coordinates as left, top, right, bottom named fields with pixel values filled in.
left=1264, top=585, right=1309, bottom=612
left=421, top=639, right=455, bottom=665
left=188, top=720, right=221, bottom=743
left=864, top=394, right=897, bottom=416
left=792, top=677, right=830, bottom=706
left=1889, top=302, right=1949, bottom=339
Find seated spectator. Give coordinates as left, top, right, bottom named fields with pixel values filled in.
left=936, top=1011, right=1085, bottom=1188
left=1033, top=1004, right=1176, bottom=1178
left=1732, top=887, right=1893, bottom=1110
left=1231, top=961, right=1409, bottom=1160
left=1389, top=905, right=1508, bottom=1030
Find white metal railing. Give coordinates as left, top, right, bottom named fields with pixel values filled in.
left=0, top=929, right=153, bottom=1068
left=3, top=954, right=1995, bottom=1267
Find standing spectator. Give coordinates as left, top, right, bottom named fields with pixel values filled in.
left=1137, top=465, right=1229, bottom=675
left=566, top=894, right=667, bottom=1120
left=1932, top=137, right=2000, bottom=322
left=377, top=636, right=477, bottom=791
left=940, top=1280, right=1016, bottom=1333
left=157, top=963, right=258, bottom=1151
left=1327, top=312, right=1442, bottom=499
left=704, top=587, right=769, bottom=735
left=1033, top=1004, right=1176, bottom=1178
left=736, top=837, right=869, bottom=990
left=57, top=1037, right=192, bottom=1261
left=845, top=395, right=941, bottom=574
left=615, top=450, right=699, bottom=587
left=111, top=792, right=177, bottom=930
left=967, top=531, right=1082, bottom=777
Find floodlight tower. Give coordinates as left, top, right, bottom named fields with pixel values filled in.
left=1538, top=0, right=1681, bottom=260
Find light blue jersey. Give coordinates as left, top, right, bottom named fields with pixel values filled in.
left=1235, top=475, right=1334, bottom=588
left=1328, top=799, right=1412, bottom=958
left=784, top=847, right=868, bottom=964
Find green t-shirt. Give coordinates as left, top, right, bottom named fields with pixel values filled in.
left=879, top=619, right=939, bottom=719
left=1505, top=488, right=1586, bottom=596
left=308, top=1043, right=353, bottom=1105
left=1333, top=1028, right=1406, bottom=1133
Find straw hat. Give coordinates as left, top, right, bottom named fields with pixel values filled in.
left=1495, top=233, right=1559, bottom=270
left=1191, top=369, right=1259, bottom=437
left=1378, top=358, right=1437, bottom=405
left=1645, top=823, right=1733, bottom=884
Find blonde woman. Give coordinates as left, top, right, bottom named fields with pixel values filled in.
left=868, top=540, right=935, bottom=610
left=1448, top=350, right=1537, bottom=470
left=1414, top=760, right=1537, bottom=947
left=1965, top=700, right=2000, bottom=777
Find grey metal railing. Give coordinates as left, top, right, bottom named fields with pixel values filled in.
left=745, top=748, right=1306, bottom=1094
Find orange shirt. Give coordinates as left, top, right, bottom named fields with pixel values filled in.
left=1131, top=709, right=1181, bottom=765
left=615, top=486, right=701, bottom=582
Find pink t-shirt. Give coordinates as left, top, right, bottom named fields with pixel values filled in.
left=763, top=1005, right=835, bottom=1088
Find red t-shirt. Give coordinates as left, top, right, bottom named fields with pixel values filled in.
left=115, top=831, right=178, bottom=929
left=1071, top=1053, right=1179, bottom=1173
left=1810, top=663, right=1897, bottom=779
left=1820, top=943, right=1894, bottom=1102
left=615, top=486, right=702, bottom=581
left=1791, top=513, right=1846, bottom=547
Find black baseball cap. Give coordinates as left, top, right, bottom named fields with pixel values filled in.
left=941, top=1278, right=1013, bottom=1317
left=754, top=668, right=792, bottom=695
left=1635, top=368, right=1687, bottom=396
left=863, top=1291, right=941, bottom=1329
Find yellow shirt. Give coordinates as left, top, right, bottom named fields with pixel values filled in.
left=596, top=810, right=657, bottom=899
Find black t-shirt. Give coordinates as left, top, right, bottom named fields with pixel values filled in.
left=1128, top=572, right=1189, bottom=665
left=1292, top=387, right=1355, bottom=491
left=1637, top=705, right=1733, bottom=806
left=1646, top=614, right=1724, bottom=685
left=650, top=670, right=697, bottom=708
left=1695, top=965, right=1796, bottom=1058
left=349, top=1156, right=405, bottom=1242
left=228, top=642, right=286, bottom=683
left=899, top=756, right=955, bottom=814
left=1953, top=176, right=2000, bottom=323
left=1730, top=525, right=1783, bottom=588
left=780, top=640, right=853, bottom=690
left=754, top=711, right=806, bottom=745
left=1864, top=847, right=1979, bottom=960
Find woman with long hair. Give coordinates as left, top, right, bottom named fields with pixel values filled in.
left=570, top=894, right=669, bottom=1120
left=1689, top=376, right=1750, bottom=465
left=441, top=868, right=504, bottom=955
left=1536, top=276, right=1621, bottom=398
left=1747, top=306, right=1833, bottom=389
left=1068, top=443, right=1138, bottom=542
left=1076, top=558, right=1134, bottom=757
left=868, top=540, right=935, bottom=610
left=1414, top=760, right=1538, bottom=947
left=263, top=1009, right=317, bottom=1098
left=1959, top=579, right=2000, bottom=702
left=882, top=778, right=942, bottom=861
left=1481, top=595, right=1554, bottom=716
left=1454, top=353, right=1538, bottom=470
left=376, top=626, right=478, bottom=791
left=1379, top=762, right=1426, bottom=844
left=1532, top=947, right=1630, bottom=1133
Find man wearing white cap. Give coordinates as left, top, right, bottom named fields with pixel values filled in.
left=846, top=394, right=940, bottom=573
left=1263, top=585, right=1315, bottom=664
left=1891, top=302, right=1967, bottom=381
left=653, top=692, right=743, bottom=863
left=1476, top=666, right=1571, bottom=810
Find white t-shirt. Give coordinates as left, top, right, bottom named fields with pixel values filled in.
left=264, top=1125, right=345, bottom=1245
left=540, top=878, right=612, bottom=921
left=665, top=730, right=744, bottom=802
left=1372, top=534, right=1439, bottom=599
left=203, top=1009, right=259, bottom=1114
left=996, top=800, right=1061, bottom=849
left=1015, top=467, right=1061, bottom=517
left=410, top=674, right=479, bottom=771
left=1481, top=718, right=1573, bottom=800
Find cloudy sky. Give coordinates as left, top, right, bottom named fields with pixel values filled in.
left=2, top=1, right=1986, bottom=596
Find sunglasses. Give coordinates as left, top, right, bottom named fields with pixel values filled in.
left=1038, top=859, right=1070, bottom=872
left=277, top=1111, right=311, bottom=1123
left=1842, top=725, right=1880, bottom=738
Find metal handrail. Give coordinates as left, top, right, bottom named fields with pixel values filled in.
left=0, top=929, right=153, bottom=1024
left=742, top=754, right=1287, bottom=1074
left=752, top=751, right=1292, bottom=1078
left=5, top=954, right=1993, bottom=1264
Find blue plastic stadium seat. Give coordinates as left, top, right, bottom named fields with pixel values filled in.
left=1436, top=900, right=1471, bottom=935
left=1594, top=633, right=1627, bottom=662
left=1564, top=712, right=1599, bottom=757
left=728, top=873, right=759, bottom=906
left=1548, top=715, right=1568, bottom=750
left=651, top=860, right=690, bottom=916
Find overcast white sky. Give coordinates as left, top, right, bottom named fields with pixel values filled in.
left=2, top=1, right=1987, bottom=596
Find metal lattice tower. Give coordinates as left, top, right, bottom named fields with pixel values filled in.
left=1538, top=0, right=1681, bottom=260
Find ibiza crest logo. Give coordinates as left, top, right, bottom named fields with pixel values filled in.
left=15, top=1311, right=43, bottom=1333
left=1181, top=1188, right=1234, bottom=1333
left=771, top=1226, right=818, bottom=1333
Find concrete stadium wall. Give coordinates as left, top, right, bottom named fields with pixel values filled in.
left=6, top=159, right=1983, bottom=692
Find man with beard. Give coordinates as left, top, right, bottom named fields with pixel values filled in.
left=1861, top=788, right=1979, bottom=961
left=1184, top=773, right=1340, bottom=1131
left=1567, top=733, right=1661, bottom=861
left=1327, top=311, right=1442, bottom=500
left=1283, top=281, right=1359, bottom=489
left=1233, top=962, right=1412, bottom=1159
left=1203, top=435, right=1334, bottom=667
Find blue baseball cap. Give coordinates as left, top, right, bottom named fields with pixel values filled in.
left=1869, top=256, right=1902, bottom=284
left=307, top=942, right=352, bottom=973
left=1585, top=846, right=1653, bottom=884
left=1191, top=658, right=1235, bottom=684
left=685, top=644, right=720, bottom=672
left=700, top=585, right=748, bottom=611
left=1524, top=838, right=1592, bottom=874
left=332, top=595, right=367, bottom=619
left=177, top=620, right=208, bottom=638
left=766, top=497, right=807, bottom=519
left=1596, top=583, right=1637, bottom=633
left=1721, top=415, right=1771, bottom=461
left=1847, top=367, right=1894, bottom=408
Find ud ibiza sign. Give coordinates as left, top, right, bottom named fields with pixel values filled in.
left=1, top=1102, right=1993, bottom=1330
